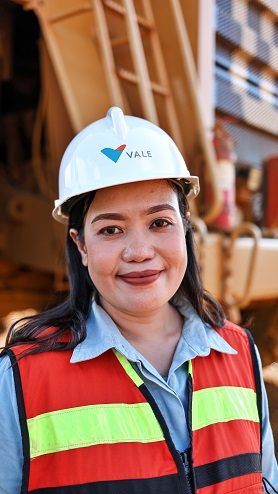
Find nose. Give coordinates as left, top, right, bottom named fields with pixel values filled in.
left=121, top=234, right=155, bottom=263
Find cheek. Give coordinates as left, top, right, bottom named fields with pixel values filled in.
left=172, top=240, right=188, bottom=285
left=85, top=241, right=117, bottom=279
left=167, top=231, right=187, bottom=266
left=176, top=244, right=188, bottom=275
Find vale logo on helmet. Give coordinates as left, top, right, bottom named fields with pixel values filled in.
left=101, top=144, right=152, bottom=163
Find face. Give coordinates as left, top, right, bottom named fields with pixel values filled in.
left=71, top=180, right=187, bottom=318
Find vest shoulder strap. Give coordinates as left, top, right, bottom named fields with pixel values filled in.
left=243, top=328, right=263, bottom=454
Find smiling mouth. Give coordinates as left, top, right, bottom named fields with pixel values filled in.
left=118, top=270, right=162, bottom=286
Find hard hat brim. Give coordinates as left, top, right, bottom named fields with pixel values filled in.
left=52, top=176, right=200, bottom=224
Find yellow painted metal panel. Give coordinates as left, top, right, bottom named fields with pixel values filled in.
left=35, top=1, right=113, bottom=132
left=201, top=233, right=278, bottom=301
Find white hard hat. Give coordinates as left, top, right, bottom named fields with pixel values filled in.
left=53, top=107, right=200, bottom=223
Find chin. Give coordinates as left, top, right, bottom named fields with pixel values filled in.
left=122, top=295, right=170, bottom=315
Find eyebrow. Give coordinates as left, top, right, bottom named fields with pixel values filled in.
left=91, top=204, right=177, bottom=224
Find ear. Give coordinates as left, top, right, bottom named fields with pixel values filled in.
left=69, top=228, right=88, bottom=267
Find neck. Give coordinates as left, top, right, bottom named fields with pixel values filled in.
left=99, top=299, right=182, bottom=343
left=99, top=298, right=184, bottom=375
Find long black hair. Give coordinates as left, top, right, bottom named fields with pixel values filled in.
left=3, top=183, right=225, bottom=358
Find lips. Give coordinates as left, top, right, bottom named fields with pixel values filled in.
left=118, top=270, right=162, bottom=286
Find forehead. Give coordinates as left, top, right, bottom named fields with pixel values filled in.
left=87, top=180, right=179, bottom=213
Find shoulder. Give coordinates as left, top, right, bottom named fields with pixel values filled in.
left=6, top=326, right=71, bottom=357
left=0, top=352, right=13, bottom=374
left=220, top=319, right=247, bottom=335
left=215, top=320, right=257, bottom=361
left=0, top=353, right=17, bottom=400
left=217, top=320, right=251, bottom=342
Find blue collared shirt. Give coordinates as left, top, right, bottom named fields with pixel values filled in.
left=0, top=300, right=277, bottom=493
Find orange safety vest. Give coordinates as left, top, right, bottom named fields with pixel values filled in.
left=7, top=320, right=262, bottom=493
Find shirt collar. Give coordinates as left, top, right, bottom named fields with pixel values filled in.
left=70, top=299, right=237, bottom=364
left=70, top=301, right=139, bottom=363
left=176, top=301, right=237, bottom=359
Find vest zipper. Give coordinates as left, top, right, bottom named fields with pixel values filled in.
left=179, top=450, right=194, bottom=494
left=186, top=371, right=193, bottom=442
left=186, top=370, right=197, bottom=493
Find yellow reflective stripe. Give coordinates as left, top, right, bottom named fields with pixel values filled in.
left=114, top=350, right=143, bottom=387
left=27, top=402, right=165, bottom=459
left=192, top=386, right=259, bottom=431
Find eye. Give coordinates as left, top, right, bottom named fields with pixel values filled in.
left=98, top=226, right=123, bottom=235
left=151, top=218, right=172, bottom=229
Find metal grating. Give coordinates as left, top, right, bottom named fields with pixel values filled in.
left=215, top=0, right=278, bottom=136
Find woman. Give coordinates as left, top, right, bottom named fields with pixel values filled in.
left=0, top=107, right=277, bottom=493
